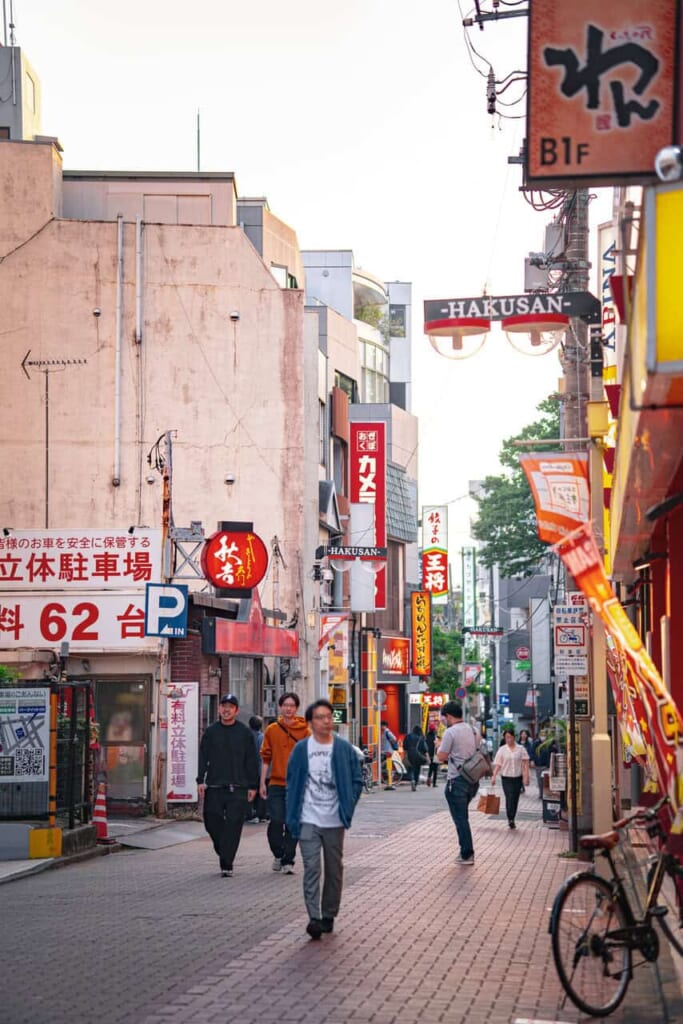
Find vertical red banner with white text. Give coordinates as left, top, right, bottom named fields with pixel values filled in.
left=349, top=422, right=387, bottom=610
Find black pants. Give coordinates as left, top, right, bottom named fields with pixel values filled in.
left=203, top=787, right=249, bottom=871
left=407, top=758, right=422, bottom=786
left=501, top=775, right=523, bottom=824
left=427, top=758, right=438, bottom=786
left=266, top=784, right=298, bottom=867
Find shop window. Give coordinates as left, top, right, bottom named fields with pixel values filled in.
left=95, top=679, right=149, bottom=801
left=201, top=693, right=217, bottom=733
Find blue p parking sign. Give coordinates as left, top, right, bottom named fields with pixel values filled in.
left=145, top=584, right=189, bottom=638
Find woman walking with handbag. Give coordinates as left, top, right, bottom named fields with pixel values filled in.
left=490, top=728, right=530, bottom=829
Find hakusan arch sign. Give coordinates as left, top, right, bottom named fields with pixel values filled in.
left=201, top=523, right=268, bottom=597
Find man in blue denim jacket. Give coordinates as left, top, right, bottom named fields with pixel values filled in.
left=286, top=699, right=363, bottom=940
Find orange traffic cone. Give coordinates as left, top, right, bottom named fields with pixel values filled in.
left=93, top=783, right=113, bottom=843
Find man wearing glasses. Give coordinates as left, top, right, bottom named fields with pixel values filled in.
left=259, top=692, right=310, bottom=874
left=286, top=699, right=363, bottom=940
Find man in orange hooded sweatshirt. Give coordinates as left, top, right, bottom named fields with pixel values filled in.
left=259, top=691, right=310, bottom=874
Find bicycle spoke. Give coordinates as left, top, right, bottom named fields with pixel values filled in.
left=552, top=875, right=631, bottom=1016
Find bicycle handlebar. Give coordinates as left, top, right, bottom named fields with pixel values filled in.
left=613, top=793, right=670, bottom=831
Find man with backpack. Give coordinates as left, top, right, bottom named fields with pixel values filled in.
left=436, top=700, right=483, bottom=865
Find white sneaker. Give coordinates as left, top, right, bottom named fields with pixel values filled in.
left=281, top=863, right=295, bottom=875
left=456, top=855, right=474, bottom=865
left=272, top=858, right=282, bottom=872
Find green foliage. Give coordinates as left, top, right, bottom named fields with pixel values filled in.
left=431, top=626, right=462, bottom=696
left=0, top=664, right=20, bottom=686
left=472, top=398, right=560, bottom=577
left=355, top=303, right=390, bottom=342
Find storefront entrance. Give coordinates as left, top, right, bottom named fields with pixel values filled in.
left=95, top=678, right=150, bottom=802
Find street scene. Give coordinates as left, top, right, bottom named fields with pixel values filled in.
left=2, top=783, right=682, bottom=1024
left=3, top=3, right=683, bottom=1024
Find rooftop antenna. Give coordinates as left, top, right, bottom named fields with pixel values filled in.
left=196, top=108, right=200, bottom=172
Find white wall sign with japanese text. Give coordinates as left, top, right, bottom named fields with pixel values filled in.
left=0, top=687, right=50, bottom=784
left=166, top=683, right=199, bottom=803
left=0, top=593, right=158, bottom=650
left=0, top=529, right=162, bottom=651
left=0, top=529, right=162, bottom=589
left=553, top=594, right=589, bottom=674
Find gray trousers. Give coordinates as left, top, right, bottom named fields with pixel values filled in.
left=298, top=822, right=345, bottom=922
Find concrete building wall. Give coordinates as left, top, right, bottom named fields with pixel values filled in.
left=62, top=173, right=237, bottom=225
left=0, top=48, right=42, bottom=140
left=0, top=139, right=63, bottom=250
left=301, top=249, right=354, bottom=319
left=0, top=140, right=318, bottom=687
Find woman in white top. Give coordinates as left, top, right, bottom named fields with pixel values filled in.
left=490, top=728, right=530, bottom=829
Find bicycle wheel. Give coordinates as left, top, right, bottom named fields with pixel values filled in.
left=648, top=859, right=683, bottom=956
left=551, top=873, right=631, bottom=1017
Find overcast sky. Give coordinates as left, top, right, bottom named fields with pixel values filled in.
left=12, top=0, right=610, bottom=547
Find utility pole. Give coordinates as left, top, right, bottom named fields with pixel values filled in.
left=560, top=190, right=611, bottom=841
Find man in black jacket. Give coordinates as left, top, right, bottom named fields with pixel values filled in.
left=197, top=694, right=258, bottom=877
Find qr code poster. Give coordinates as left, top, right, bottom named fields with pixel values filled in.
left=0, top=688, right=50, bottom=783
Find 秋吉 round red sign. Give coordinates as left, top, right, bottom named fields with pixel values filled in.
left=201, top=530, right=269, bottom=591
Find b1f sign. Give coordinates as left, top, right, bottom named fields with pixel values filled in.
left=145, top=584, right=189, bottom=638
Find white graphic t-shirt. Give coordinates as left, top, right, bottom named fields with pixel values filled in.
left=301, top=736, right=342, bottom=828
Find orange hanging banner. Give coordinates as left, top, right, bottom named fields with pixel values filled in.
left=554, top=523, right=683, bottom=833
left=520, top=452, right=590, bottom=545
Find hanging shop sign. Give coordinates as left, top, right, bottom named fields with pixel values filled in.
left=527, top=0, right=680, bottom=188
left=349, top=422, right=387, bottom=610
left=421, top=506, right=448, bottom=598
left=201, top=523, right=268, bottom=597
left=555, top=522, right=683, bottom=833
left=520, top=453, right=590, bottom=545
left=202, top=589, right=299, bottom=658
left=411, top=590, right=432, bottom=676
left=377, top=636, right=410, bottom=682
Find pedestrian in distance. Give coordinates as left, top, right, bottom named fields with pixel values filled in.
left=518, top=728, right=534, bottom=793
left=259, top=692, right=310, bottom=874
left=425, top=724, right=439, bottom=787
left=285, top=698, right=363, bottom=940
left=532, top=730, right=558, bottom=799
left=437, top=700, right=483, bottom=865
left=246, top=715, right=267, bottom=823
left=402, top=725, right=428, bottom=790
left=196, top=694, right=259, bottom=878
left=490, top=728, right=530, bottom=829
left=380, top=720, right=398, bottom=789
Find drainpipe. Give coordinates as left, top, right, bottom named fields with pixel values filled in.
left=135, top=217, right=143, bottom=519
left=112, top=215, right=123, bottom=487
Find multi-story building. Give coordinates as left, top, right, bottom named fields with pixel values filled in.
left=0, top=52, right=420, bottom=814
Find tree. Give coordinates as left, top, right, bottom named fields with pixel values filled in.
left=430, top=626, right=462, bottom=696
left=472, top=398, right=560, bottom=577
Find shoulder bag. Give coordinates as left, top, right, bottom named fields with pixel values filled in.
left=458, top=727, right=492, bottom=785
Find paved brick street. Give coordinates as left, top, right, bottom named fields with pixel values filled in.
left=2, top=783, right=682, bottom=1024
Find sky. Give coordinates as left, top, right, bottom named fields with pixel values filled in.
left=11, top=0, right=610, bottom=549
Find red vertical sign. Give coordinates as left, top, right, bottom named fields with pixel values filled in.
left=350, top=422, right=387, bottom=610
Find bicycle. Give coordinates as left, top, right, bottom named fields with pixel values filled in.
left=549, top=794, right=683, bottom=1017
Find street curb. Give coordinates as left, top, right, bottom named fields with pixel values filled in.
left=0, top=840, right=122, bottom=885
